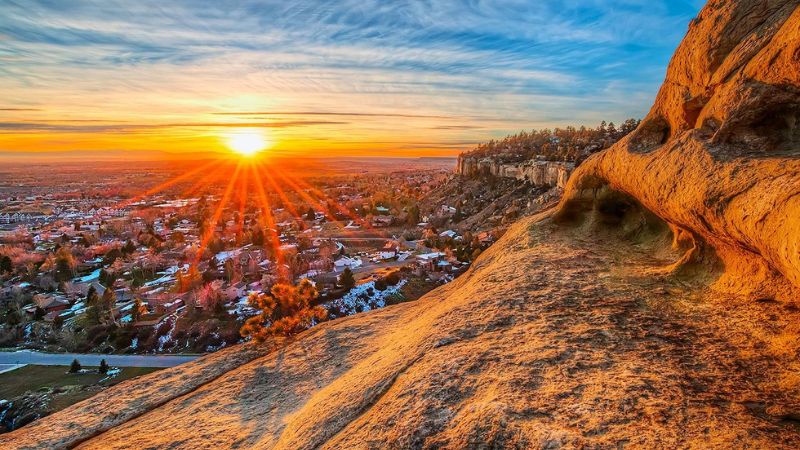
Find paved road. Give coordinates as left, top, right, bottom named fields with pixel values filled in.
left=0, top=350, right=199, bottom=368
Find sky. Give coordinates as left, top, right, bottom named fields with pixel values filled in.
left=0, top=0, right=704, bottom=160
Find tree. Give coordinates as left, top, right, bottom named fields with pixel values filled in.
left=240, top=279, right=327, bottom=342
left=171, top=231, right=185, bottom=244
left=102, top=248, right=121, bottom=265
left=99, top=359, right=109, bottom=375
left=54, top=246, right=76, bottom=281
left=86, top=285, right=100, bottom=305
left=198, top=281, right=226, bottom=314
left=297, top=235, right=312, bottom=252
left=99, top=268, right=116, bottom=288
left=407, top=204, right=421, bottom=225
left=305, top=207, right=316, bottom=221
left=121, top=240, right=136, bottom=256
left=131, top=297, right=145, bottom=323
left=85, top=285, right=102, bottom=325
left=0, top=255, right=12, bottom=274
left=69, top=358, right=82, bottom=373
left=52, top=314, right=64, bottom=331
left=101, top=288, right=117, bottom=325
left=251, top=228, right=265, bottom=247
left=339, top=267, right=356, bottom=290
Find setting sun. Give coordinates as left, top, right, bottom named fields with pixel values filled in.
left=225, top=129, right=270, bottom=157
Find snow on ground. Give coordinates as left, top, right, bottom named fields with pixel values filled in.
left=227, top=294, right=258, bottom=321
left=325, top=279, right=407, bottom=316
left=143, top=274, right=175, bottom=287
left=156, top=307, right=184, bottom=352
left=75, top=268, right=101, bottom=283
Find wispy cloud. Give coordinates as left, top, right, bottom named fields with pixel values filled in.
left=0, top=0, right=702, bottom=157
left=0, top=120, right=348, bottom=133
left=212, top=111, right=453, bottom=119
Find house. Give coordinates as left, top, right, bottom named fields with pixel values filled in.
left=378, top=251, right=396, bottom=260
left=309, top=257, right=333, bottom=272
left=416, top=252, right=446, bottom=272
left=439, top=229, right=458, bottom=239
left=334, top=256, right=362, bottom=272
left=436, top=260, right=453, bottom=273
left=31, top=293, right=71, bottom=317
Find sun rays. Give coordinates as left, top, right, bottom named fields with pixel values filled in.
left=115, top=156, right=391, bottom=279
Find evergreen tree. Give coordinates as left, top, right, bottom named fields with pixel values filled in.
left=0, top=255, right=12, bottom=274
left=69, top=358, right=82, bottom=373
left=339, top=267, right=356, bottom=290
left=252, top=229, right=265, bottom=246
left=101, top=288, right=117, bottom=324
left=86, top=285, right=99, bottom=305
left=99, top=359, right=109, bottom=375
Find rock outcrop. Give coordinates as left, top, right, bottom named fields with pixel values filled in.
left=3, top=1, right=800, bottom=448
left=562, top=0, right=800, bottom=300
left=457, top=155, right=573, bottom=189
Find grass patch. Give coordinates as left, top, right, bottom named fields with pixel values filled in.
left=0, top=365, right=161, bottom=400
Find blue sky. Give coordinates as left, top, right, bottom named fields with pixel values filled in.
left=0, top=0, right=705, bottom=157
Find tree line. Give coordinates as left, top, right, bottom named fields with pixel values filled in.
left=464, top=119, right=641, bottom=163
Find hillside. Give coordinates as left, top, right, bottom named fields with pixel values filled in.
left=3, top=0, right=800, bottom=448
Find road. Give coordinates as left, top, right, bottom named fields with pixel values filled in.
left=0, top=350, right=199, bottom=368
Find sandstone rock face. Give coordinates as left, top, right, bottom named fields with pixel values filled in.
left=457, top=155, right=573, bottom=188
left=4, top=1, right=800, bottom=449
left=564, top=0, right=800, bottom=299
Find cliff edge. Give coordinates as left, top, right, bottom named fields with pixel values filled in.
left=3, top=0, right=799, bottom=448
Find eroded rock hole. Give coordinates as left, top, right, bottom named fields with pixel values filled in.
left=630, top=116, right=671, bottom=153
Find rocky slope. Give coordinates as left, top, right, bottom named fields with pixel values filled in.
left=3, top=0, right=800, bottom=448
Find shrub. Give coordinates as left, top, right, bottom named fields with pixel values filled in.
left=384, top=270, right=401, bottom=286
left=240, top=279, right=327, bottom=342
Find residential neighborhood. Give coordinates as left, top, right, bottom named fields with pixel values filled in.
left=1, top=160, right=503, bottom=355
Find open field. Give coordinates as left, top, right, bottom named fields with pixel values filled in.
left=0, top=364, right=161, bottom=400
